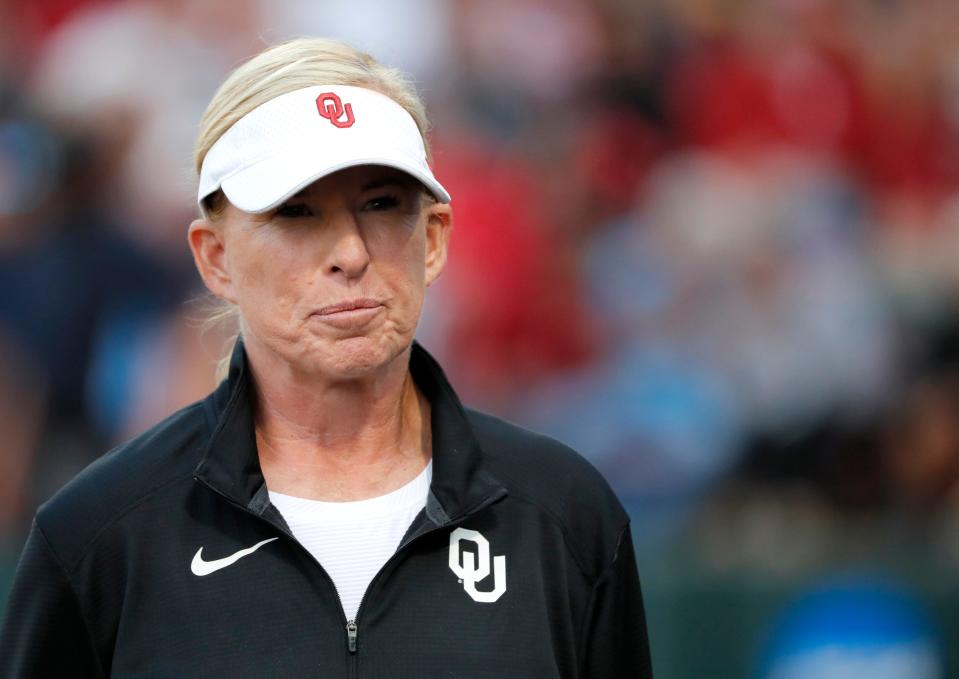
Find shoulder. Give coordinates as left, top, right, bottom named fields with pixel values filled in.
left=34, top=398, right=212, bottom=569
left=466, top=407, right=629, bottom=577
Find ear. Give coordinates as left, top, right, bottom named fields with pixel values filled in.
left=423, top=202, right=452, bottom=287
left=188, top=218, right=237, bottom=303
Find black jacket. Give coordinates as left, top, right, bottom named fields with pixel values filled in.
left=1, top=340, right=652, bottom=678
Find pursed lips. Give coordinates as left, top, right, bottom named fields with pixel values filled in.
left=316, top=298, right=384, bottom=315
left=310, top=298, right=387, bottom=330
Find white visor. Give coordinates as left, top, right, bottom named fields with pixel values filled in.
left=197, top=84, right=450, bottom=214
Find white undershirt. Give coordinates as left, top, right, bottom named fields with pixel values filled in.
left=268, top=461, right=432, bottom=621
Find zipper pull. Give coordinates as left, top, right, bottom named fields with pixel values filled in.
left=346, top=619, right=358, bottom=654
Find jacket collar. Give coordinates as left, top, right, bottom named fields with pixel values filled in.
left=193, top=338, right=506, bottom=524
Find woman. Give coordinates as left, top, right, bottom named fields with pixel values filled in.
left=0, top=38, right=652, bottom=677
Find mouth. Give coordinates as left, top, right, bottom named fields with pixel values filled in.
left=312, top=298, right=385, bottom=328
left=317, top=298, right=384, bottom=315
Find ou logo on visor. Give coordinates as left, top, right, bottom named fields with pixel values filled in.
left=316, top=92, right=355, bottom=128
left=448, top=528, right=506, bottom=603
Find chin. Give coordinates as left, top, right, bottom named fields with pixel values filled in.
left=309, top=335, right=408, bottom=380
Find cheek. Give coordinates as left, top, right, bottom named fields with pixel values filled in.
left=228, top=233, right=308, bottom=322
left=361, top=226, right=427, bottom=336
left=374, top=224, right=428, bottom=295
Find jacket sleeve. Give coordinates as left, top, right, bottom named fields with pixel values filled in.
left=580, top=524, right=653, bottom=678
left=0, top=520, right=104, bottom=678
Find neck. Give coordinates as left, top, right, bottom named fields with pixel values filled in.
left=245, top=340, right=431, bottom=501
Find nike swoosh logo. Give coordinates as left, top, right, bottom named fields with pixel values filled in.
left=191, top=537, right=278, bottom=576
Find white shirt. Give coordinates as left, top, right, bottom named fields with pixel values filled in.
left=269, top=461, right=432, bottom=621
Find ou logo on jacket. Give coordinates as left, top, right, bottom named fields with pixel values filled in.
left=448, top=527, right=506, bottom=603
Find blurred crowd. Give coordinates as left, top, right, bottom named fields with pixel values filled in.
left=3, top=0, right=959, bottom=676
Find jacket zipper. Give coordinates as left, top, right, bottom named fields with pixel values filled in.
left=346, top=619, right=358, bottom=653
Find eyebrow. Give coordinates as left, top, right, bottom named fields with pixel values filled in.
left=361, top=176, right=408, bottom=191
left=288, top=174, right=408, bottom=200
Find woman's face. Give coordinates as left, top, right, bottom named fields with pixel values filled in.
left=189, top=165, right=452, bottom=381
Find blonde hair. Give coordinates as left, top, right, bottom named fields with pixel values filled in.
left=194, top=37, right=434, bottom=380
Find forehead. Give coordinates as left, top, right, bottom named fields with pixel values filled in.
left=292, top=165, right=421, bottom=199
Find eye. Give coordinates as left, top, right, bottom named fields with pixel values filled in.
left=274, top=202, right=313, bottom=218
left=363, top=194, right=400, bottom=211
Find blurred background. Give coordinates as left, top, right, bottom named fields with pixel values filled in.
left=2, top=0, right=959, bottom=676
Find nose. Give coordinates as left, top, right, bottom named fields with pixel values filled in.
left=325, top=211, right=371, bottom=279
